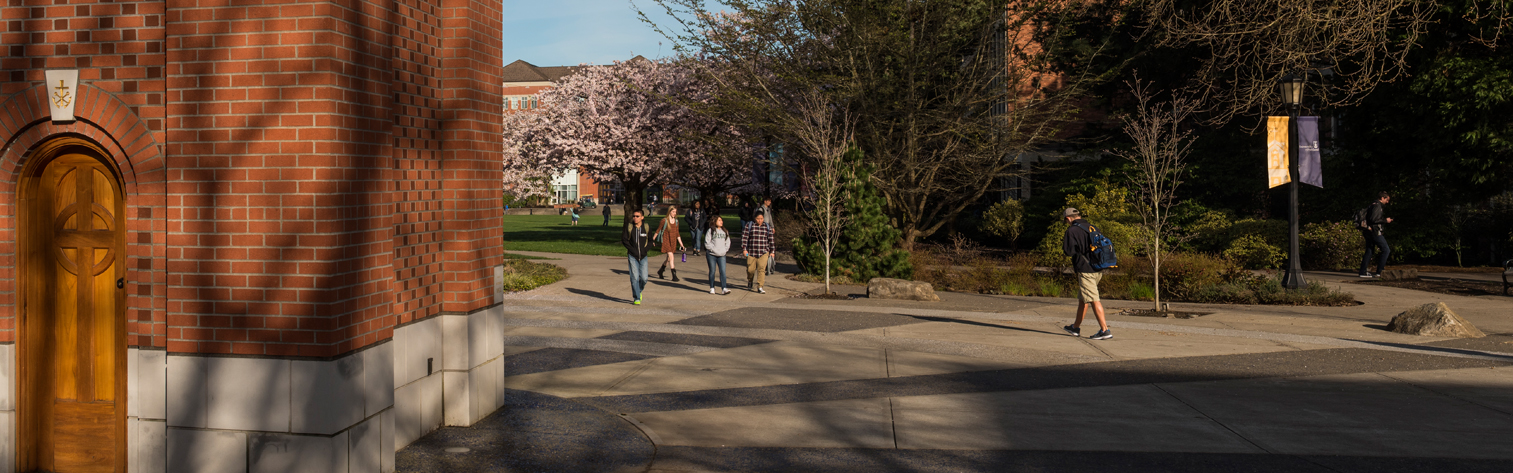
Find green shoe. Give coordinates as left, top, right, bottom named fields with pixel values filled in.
left=633, top=298, right=642, bottom=305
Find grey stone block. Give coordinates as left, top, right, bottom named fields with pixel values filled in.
left=249, top=432, right=348, bottom=473
left=132, top=419, right=166, bottom=473
left=291, top=356, right=364, bottom=435
left=362, top=342, right=395, bottom=417
left=349, top=415, right=382, bottom=473
left=0, top=410, right=13, bottom=473
left=381, top=409, right=395, bottom=473
left=0, top=344, right=12, bottom=412
left=140, top=350, right=167, bottom=420
left=168, top=428, right=246, bottom=473
left=206, top=357, right=290, bottom=432
left=165, top=356, right=208, bottom=428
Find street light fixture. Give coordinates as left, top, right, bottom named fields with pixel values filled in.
left=1280, top=74, right=1306, bottom=290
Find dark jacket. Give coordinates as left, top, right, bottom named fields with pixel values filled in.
left=738, top=203, right=755, bottom=223
left=1062, top=218, right=1098, bottom=273
left=1364, top=201, right=1388, bottom=235
left=622, top=223, right=654, bottom=259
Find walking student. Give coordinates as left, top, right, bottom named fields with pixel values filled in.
left=621, top=210, right=654, bottom=305
left=654, top=205, right=687, bottom=281
left=1359, top=192, right=1394, bottom=278
left=687, top=201, right=705, bottom=256
left=1060, top=208, right=1111, bottom=340
left=742, top=212, right=775, bottom=294
left=602, top=202, right=612, bottom=226
left=756, top=196, right=780, bottom=275
left=705, top=215, right=732, bottom=295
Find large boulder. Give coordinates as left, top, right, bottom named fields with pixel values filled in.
left=868, top=278, right=940, bottom=302
left=1387, top=302, right=1485, bottom=338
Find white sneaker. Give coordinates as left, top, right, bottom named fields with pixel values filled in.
left=710, top=288, right=717, bottom=294
left=721, top=289, right=731, bottom=295
left=757, top=287, right=767, bottom=294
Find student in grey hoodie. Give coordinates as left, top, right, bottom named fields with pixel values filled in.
left=704, top=215, right=732, bottom=294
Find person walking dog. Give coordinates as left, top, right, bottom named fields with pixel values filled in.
left=654, top=206, right=687, bottom=281
left=742, top=213, right=775, bottom=294
left=1358, top=192, right=1394, bottom=278
left=621, top=210, right=654, bottom=305
left=1060, top=208, right=1111, bottom=340
left=705, top=215, right=732, bottom=295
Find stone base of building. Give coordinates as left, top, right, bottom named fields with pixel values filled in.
left=2, top=300, right=510, bottom=472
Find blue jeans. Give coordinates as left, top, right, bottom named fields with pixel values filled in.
left=691, top=225, right=704, bottom=251
left=628, top=255, right=649, bottom=300
left=1360, top=232, right=1391, bottom=274
left=706, top=253, right=727, bottom=290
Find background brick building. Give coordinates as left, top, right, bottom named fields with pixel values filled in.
left=0, top=1, right=505, bottom=471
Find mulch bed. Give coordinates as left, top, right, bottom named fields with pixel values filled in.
left=1354, top=278, right=1509, bottom=298
left=1115, top=308, right=1213, bottom=319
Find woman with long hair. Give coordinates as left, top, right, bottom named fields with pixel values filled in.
left=654, top=205, right=687, bottom=281
left=704, top=215, right=732, bottom=294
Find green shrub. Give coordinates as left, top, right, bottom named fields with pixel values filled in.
left=793, top=147, right=912, bottom=281
left=1183, top=210, right=1235, bottom=252
left=1224, top=234, right=1285, bottom=269
left=498, top=259, right=567, bottom=292
left=1194, top=274, right=1355, bottom=306
left=979, top=199, right=1026, bottom=247
left=1127, top=281, right=1155, bottom=301
left=1155, top=251, right=1234, bottom=300
left=1301, top=221, right=1364, bottom=271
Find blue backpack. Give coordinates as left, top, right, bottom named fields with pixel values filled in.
left=1074, top=221, right=1119, bottom=271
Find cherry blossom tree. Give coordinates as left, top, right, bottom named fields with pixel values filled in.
left=502, top=57, right=753, bottom=224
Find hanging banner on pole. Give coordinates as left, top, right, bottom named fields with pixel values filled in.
left=1266, top=116, right=1290, bottom=188
left=1297, top=116, right=1322, bottom=188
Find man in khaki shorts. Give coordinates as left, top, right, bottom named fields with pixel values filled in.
left=1059, top=208, right=1111, bottom=340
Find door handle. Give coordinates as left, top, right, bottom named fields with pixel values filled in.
left=117, top=278, right=125, bottom=289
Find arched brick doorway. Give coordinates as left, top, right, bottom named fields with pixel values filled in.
left=17, top=137, right=128, bottom=473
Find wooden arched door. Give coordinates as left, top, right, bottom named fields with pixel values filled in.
left=18, top=140, right=127, bottom=473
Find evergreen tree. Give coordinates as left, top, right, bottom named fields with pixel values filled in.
left=795, top=148, right=912, bottom=281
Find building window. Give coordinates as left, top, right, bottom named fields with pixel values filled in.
left=553, top=184, right=578, bottom=205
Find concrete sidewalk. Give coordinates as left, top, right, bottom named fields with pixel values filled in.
left=397, top=251, right=1513, bottom=472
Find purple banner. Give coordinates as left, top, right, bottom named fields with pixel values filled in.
left=1298, top=116, right=1322, bottom=188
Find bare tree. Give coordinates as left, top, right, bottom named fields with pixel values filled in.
left=1143, top=0, right=1436, bottom=124
left=1113, top=78, right=1197, bottom=313
left=639, top=0, right=1114, bottom=247
left=789, top=90, right=854, bottom=294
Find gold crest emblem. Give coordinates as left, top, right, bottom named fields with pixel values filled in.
left=52, top=79, right=72, bottom=108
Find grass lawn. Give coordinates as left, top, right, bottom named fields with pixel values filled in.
left=503, top=213, right=743, bottom=256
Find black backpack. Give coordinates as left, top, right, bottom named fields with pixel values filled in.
left=1353, top=205, right=1370, bottom=230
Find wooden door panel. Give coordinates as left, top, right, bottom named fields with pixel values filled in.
left=53, top=402, right=115, bottom=472
left=22, top=150, right=126, bottom=472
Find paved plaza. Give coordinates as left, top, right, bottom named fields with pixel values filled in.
left=397, top=252, right=1513, bottom=472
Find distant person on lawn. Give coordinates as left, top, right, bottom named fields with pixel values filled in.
left=1359, top=192, right=1394, bottom=278
left=621, top=210, right=654, bottom=305
left=742, top=213, right=775, bottom=294
left=1060, top=208, right=1111, bottom=340
left=570, top=205, right=579, bottom=226
left=602, top=202, right=612, bottom=226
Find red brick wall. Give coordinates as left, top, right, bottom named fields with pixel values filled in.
left=391, top=0, right=446, bottom=326
left=0, top=0, right=503, bottom=358
left=440, top=0, right=502, bottom=314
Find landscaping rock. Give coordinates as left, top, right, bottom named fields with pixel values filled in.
left=867, top=278, right=940, bottom=302
left=1379, top=268, right=1418, bottom=280
left=1387, top=302, right=1485, bottom=338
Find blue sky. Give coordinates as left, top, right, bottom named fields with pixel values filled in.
left=502, top=0, right=691, bottom=67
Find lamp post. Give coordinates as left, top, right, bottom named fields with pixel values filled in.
left=1280, top=75, right=1306, bottom=290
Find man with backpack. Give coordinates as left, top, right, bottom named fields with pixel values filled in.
left=1060, top=208, right=1112, bottom=340
left=1358, top=192, right=1394, bottom=278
